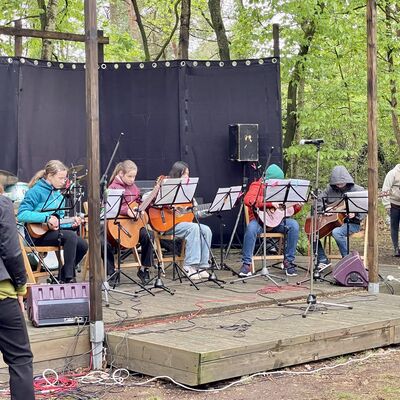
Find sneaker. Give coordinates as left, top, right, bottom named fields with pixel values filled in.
left=393, top=248, right=400, bottom=257
left=184, top=266, right=202, bottom=280
left=197, top=269, right=210, bottom=279
left=317, top=261, right=332, bottom=270
left=65, top=277, right=77, bottom=284
left=108, top=275, right=119, bottom=287
left=239, top=263, right=252, bottom=277
left=137, top=268, right=150, bottom=285
left=285, top=264, right=298, bottom=277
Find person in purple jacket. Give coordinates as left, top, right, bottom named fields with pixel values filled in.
left=105, top=160, right=154, bottom=284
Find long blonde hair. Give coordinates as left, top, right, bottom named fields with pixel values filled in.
left=109, top=160, right=138, bottom=185
left=28, top=160, right=68, bottom=188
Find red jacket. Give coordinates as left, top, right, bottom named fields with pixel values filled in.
left=108, top=177, right=141, bottom=216
left=244, top=179, right=302, bottom=222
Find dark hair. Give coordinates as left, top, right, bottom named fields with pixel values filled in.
left=169, top=161, right=189, bottom=178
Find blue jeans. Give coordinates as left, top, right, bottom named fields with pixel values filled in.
left=172, top=222, right=212, bottom=267
left=317, top=222, right=361, bottom=261
left=242, top=218, right=299, bottom=265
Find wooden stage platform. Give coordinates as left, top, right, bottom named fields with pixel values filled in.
left=6, top=254, right=400, bottom=386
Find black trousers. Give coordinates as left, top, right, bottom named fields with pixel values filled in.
left=32, top=229, right=88, bottom=280
left=103, top=227, right=154, bottom=276
left=0, top=298, right=34, bottom=400
left=390, top=205, right=400, bottom=250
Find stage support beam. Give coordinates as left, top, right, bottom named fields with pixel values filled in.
left=84, top=0, right=104, bottom=369
left=367, top=0, right=379, bottom=294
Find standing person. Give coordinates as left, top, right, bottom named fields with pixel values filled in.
left=161, top=161, right=212, bottom=280
left=18, top=160, right=88, bottom=283
left=0, top=194, right=35, bottom=400
left=382, top=164, right=400, bottom=257
left=316, top=165, right=365, bottom=266
left=240, top=164, right=302, bottom=277
left=106, top=160, right=154, bottom=285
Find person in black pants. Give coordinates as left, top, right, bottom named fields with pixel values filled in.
left=0, top=194, right=35, bottom=400
left=18, top=160, right=88, bottom=283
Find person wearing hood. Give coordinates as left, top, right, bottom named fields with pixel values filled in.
left=381, top=164, right=400, bottom=257
left=316, top=165, right=365, bottom=266
left=18, top=160, right=88, bottom=283
left=240, top=164, right=302, bottom=277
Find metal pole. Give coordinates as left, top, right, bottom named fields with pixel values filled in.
left=84, top=0, right=104, bottom=369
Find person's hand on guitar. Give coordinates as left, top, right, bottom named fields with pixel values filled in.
left=47, top=215, right=59, bottom=230
left=72, top=215, right=83, bottom=228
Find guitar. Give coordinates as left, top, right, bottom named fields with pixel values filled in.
left=27, top=217, right=80, bottom=239
left=148, top=202, right=211, bottom=233
left=255, top=204, right=297, bottom=228
left=304, top=212, right=345, bottom=239
left=107, top=176, right=164, bottom=248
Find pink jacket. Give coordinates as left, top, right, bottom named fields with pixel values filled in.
left=108, top=176, right=141, bottom=216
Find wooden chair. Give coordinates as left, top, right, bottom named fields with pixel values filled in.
left=19, top=235, right=63, bottom=284
left=323, top=216, right=368, bottom=261
left=244, top=206, right=284, bottom=273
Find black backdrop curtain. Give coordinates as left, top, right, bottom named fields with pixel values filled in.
left=0, top=57, right=282, bottom=242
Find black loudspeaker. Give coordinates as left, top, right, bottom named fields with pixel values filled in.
left=229, top=124, right=259, bottom=161
left=26, top=283, right=89, bottom=327
left=333, top=251, right=368, bottom=288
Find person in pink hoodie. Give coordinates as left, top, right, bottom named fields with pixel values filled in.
left=105, top=160, right=154, bottom=285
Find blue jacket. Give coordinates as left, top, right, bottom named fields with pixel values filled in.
left=17, top=178, right=70, bottom=226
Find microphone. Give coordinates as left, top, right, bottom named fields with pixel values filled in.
left=299, top=139, right=324, bottom=145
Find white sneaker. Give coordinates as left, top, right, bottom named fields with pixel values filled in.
left=197, top=269, right=210, bottom=279
left=184, top=266, right=200, bottom=278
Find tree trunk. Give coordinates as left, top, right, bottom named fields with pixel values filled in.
left=208, top=0, right=230, bottom=60
left=385, top=2, right=400, bottom=149
left=130, top=0, right=151, bottom=61
left=37, top=0, right=59, bottom=60
left=283, top=19, right=317, bottom=172
left=178, top=0, right=191, bottom=59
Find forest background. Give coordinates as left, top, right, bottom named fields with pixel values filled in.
left=0, top=0, right=398, bottom=190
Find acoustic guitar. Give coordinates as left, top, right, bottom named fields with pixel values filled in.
left=27, top=217, right=80, bottom=239
left=107, top=176, right=164, bottom=249
left=304, top=212, right=345, bottom=239
left=148, top=202, right=211, bottom=233
left=255, top=205, right=296, bottom=228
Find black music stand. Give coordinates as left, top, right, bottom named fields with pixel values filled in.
left=208, top=185, right=242, bottom=277
left=38, top=185, right=81, bottom=283
left=152, top=177, right=200, bottom=290
left=106, top=192, right=154, bottom=295
left=101, top=189, right=153, bottom=298
left=323, top=190, right=368, bottom=258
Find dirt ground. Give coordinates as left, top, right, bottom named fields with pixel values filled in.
left=81, top=346, right=400, bottom=400
left=63, top=219, right=400, bottom=400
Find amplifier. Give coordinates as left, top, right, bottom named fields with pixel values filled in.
left=229, top=124, right=259, bottom=161
left=26, top=283, right=90, bottom=327
left=333, top=251, right=368, bottom=288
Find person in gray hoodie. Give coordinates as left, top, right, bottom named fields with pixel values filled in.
left=316, top=166, right=365, bottom=266
left=382, top=164, right=400, bottom=257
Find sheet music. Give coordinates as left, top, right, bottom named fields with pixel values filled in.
left=209, top=185, right=241, bottom=213
left=264, top=179, right=310, bottom=203
left=100, top=188, right=124, bottom=219
left=344, top=190, right=368, bottom=213
left=154, top=177, right=199, bottom=206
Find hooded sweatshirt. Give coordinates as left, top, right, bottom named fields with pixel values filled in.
left=382, top=164, right=400, bottom=209
left=317, top=165, right=365, bottom=222
left=244, top=164, right=302, bottom=222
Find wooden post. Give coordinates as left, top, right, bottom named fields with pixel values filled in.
left=14, top=20, right=22, bottom=57
left=84, top=0, right=104, bottom=368
left=97, top=30, right=104, bottom=63
left=367, top=0, right=379, bottom=293
left=273, top=24, right=280, bottom=58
